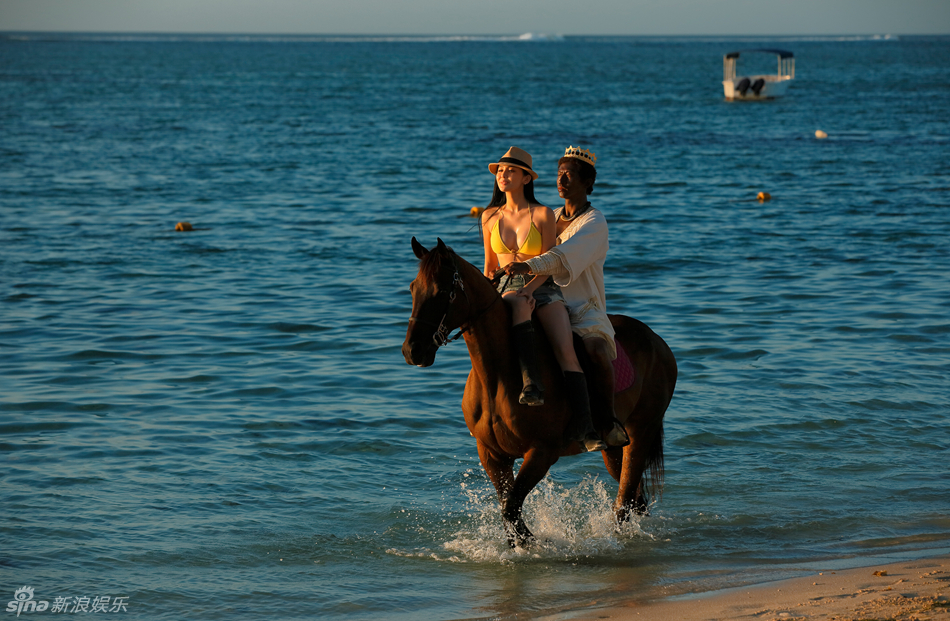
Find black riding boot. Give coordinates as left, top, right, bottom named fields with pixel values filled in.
left=511, top=321, right=544, bottom=406
left=563, top=371, right=608, bottom=452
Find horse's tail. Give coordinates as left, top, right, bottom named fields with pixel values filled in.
left=649, top=318, right=677, bottom=504
left=646, top=343, right=674, bottom=503
left=644, top=423, right=664, bottom=502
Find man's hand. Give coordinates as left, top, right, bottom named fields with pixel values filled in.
left=504, top=262, right=531, bottom=276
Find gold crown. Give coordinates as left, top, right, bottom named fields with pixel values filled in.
left=563, top=145, right=597, bottom=168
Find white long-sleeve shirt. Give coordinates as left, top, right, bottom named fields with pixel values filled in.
left=525, top=206, right=616, bottom=359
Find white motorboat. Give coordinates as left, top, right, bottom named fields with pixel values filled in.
left=723, top=49, right=795, bottom=100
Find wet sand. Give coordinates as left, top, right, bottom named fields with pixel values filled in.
left=542, top=555, right=950, bottom=621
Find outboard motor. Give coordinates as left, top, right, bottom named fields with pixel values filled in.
left=736, top=77, right=751, bottom=95
left=751, top=78, right=766, bottom=95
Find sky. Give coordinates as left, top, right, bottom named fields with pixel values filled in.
left=1, top=0, right=948, bottom=35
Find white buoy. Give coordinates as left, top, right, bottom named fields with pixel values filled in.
left=815, top=130, right=828, bottom=139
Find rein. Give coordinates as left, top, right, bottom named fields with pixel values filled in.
left=409, top=256, right=503, bottom=348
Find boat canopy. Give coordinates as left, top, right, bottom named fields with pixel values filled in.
left=725, top=49, right=794, bottom=59
left=723, top=48, right=795, bottom=82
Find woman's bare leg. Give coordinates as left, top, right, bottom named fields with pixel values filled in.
left=503, top=291, right=534, bottom=325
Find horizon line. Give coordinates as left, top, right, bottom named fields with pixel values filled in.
left=3, top=30, right=943, bottom=37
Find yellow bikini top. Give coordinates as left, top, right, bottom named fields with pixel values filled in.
left=489, top=209, right=543, bottom=257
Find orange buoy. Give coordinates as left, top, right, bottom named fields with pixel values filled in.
left=815, top=130, right=828, bottom=139
left=757, top=192, right=772, bottom=202
left=175, top=222, right=193, bottom=231
left=470, top=207, right=484, bottom=218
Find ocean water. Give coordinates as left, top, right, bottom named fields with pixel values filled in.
left=1, top=32, right=948, bottom=620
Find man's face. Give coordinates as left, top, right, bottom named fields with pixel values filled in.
left=557, top=160, right=589, bottom=202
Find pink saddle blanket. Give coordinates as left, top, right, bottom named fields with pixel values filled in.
left=612, top=339, right=636, bottom=393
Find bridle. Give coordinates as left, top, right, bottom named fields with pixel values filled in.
left=408, top=256, right=502, bottom=348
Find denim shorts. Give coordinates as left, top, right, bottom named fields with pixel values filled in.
left=496, top=273, right=564, bottom=308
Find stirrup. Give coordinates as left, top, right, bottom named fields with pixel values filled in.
left=580, top=432, right=608, bottom=452
left=606, top=420, right=630, bottom=448
left=519, top=384, right=544, bottom=406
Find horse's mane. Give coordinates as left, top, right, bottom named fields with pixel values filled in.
left=417, top=243, right=455, bottom=286
left=417, top=242, right=498, bottom=302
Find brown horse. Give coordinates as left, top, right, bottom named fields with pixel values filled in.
left=402, top=238, right=677, bottom=547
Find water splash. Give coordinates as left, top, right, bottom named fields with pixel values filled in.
left=432, top=474, right=656, bottom=563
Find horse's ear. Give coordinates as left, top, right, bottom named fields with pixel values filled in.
left=436, top=238, right=447, bottom=252
left=411, top=236, right=429, bottom=259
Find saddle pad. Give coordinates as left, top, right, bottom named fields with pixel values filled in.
left=612, top=339, right=636, bottom=393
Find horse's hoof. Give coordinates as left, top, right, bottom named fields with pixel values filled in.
left=513, top=533, right=537, bottom=548
left=519, top=386, right=544, bottom=406
left=616, top=499, right=650, bottom=524
left=506, top=534, right=537, bottom=549
left=504, top=521, right=536, bottom=548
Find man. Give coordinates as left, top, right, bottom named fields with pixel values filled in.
left=504, top=146, right=628, bottom=447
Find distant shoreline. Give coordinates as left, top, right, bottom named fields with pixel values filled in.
left=4, top=32, right=941, bottom=41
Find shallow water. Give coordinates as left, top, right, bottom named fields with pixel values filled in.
left=1, top=33, right=949, bottom=619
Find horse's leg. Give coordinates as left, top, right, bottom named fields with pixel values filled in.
left=615, top=443, right=648, bottom=522
left=475, top=441, right=520, bottom=544
left=613, top=404, right=664, bottom=523
left=502, top=448, right=559, bottom=547
left=601, top=447, right=623, bottom=482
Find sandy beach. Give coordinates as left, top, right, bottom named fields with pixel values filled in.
left=544, top=555, right=950, bottom=621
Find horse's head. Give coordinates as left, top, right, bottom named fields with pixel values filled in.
left=402, top=237, right=470, bottom=367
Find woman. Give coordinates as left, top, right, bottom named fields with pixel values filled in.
left=480, top=147, right=606, bottom=452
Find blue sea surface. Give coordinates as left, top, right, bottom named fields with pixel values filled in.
left=1, top=33, right=949, bottom=620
